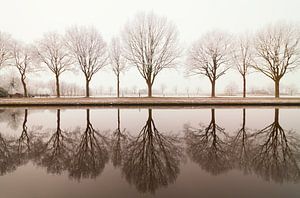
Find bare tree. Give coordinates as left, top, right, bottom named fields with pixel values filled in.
left=65, top=26, right=108, bottom=97
left=187, top=31, right=231, bottom=97
left=0, top=31, right=11, bottom=68
left=10, top=41, right=35, bottom=97
left=252, top=23, right=300, bottom=98
left=35, top=32, right=73, bottom=97
left=232, top=35, right=253, bottom=97
left=110, top=37, right=126, bottom=97
left=123, top=12, right=180, bottom=97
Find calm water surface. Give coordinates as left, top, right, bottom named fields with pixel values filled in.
left=0, top=107, right=299, bottom=198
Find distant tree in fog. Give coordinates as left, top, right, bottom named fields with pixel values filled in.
left=65, top=26, right=108, bottom=97
left=252, top=23, right=300, bottom=98
left=109, top=37, right=126, bottom=98
left=187, top=31, right=231, bottom=97
left=35, top=32, right=73, bottom=97
left=232, top=35, right=253, bottom=97
left=224, top=81, right=239, bottom=96
left=123, top=12, right=181, bottom=97
left=0, top=31, right=11, bottom=68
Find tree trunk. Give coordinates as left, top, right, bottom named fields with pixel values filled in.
left=243, top=75, right=246, bottom=98
left=117, top=73, right=120, bottom=98
left=21, top=75, right=28, bottom=97
left=147, top=82, right=152, bottom=97
left=275, top=79, right=280, bottom=98
left=55, top=75, right=60, bottom=97
left=86, top=79, right=90, bottom=97
left=211, top=81, right=216, bottom=97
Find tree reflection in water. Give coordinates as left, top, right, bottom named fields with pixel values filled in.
left=251, top=108, right=300, bottom=183
left=228, top=109, right=254, bottom=174
left=122, top=109, right=183, bottom=194
left=0, top=132, right=16, bottom=175
left=68, top=109, right=109, bottom=180
left=111, top=109, right=127, bottom=168
left=36, top=109, right=73, bottom=174
left=185, top=109, right=232, bottom=175
left=1, top=107, right=300, bottom=188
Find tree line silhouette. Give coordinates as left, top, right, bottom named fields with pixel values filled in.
left=0, top=108, right=300, bottom=193
left=0, top=12, right=299, bottom=98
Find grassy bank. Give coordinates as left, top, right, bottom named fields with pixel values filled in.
left=0, top=97, right=300, bottom=107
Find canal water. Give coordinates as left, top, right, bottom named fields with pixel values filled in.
left=0, top=107, right=299, bottom=198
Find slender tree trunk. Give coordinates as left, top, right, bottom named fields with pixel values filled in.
left=211, top=81, right=216, bottom=97
left=86, top=79, right=90, bottom=97
left=147, top=82, right=152, bottom=97
left=275, top=79, right=280, bottom=98
left=117, top=109, right=120, bottom=129
left=242, top=108, right=246, bottom=129
left=117, top=73, right=120, bottom=98
left=243, top=75, right=246, bottom=98
left=55, top=75, right=60, bottom=97
left=21, top=75, right=28, bottom=97
left=86, top=109, right=90, bottom=126
left=148, top=109, right=152, bottom=120
left=274, top=108, right=279, bottom=123
left=57, top=109, right=60, bottom=130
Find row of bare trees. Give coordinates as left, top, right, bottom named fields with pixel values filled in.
left=187, top=23, right=300, bottom=98
left=1, top=13, right=300, bottom=98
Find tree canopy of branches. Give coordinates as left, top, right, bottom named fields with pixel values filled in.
left=123, top=13, right=180, bottom=97
left=65, top=26, right=108, bottom=97
left=232, top=35, right=253, bottom=97
left=252, top=23, right=300, bottom=98
left=110, top=37, right=126, bottom=98
left=35, top=32, right=73, bottom=97
left=187, top=31, right=231, bottom=97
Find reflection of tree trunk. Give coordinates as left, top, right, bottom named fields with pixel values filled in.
left=112, top=108, right=125, bottom=167
left=275, top=79, right=280, bottom=98
left=55, top=74, right=60, bottom=97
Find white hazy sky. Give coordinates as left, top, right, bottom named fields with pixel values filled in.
left=0, top=0, right=300, bottom=95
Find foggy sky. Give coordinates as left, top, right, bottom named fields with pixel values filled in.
left=0, top=0, right=299, bottom=95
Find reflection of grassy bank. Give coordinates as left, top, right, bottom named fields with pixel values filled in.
left=0, top=97, right=300, bottom=106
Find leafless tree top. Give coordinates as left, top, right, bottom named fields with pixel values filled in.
left=232, top=34, right=253, bottom=76
left=65, top=26, right=108, bottom=81
left=187, top=31, right=232, bottom=80
left=123, top=12, right=181, bottom=84
left=109, top=37, right=126, bottom=75
left=35, top=32, right=73, bottom=75
left=252, top=23, right=300, bottom=80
